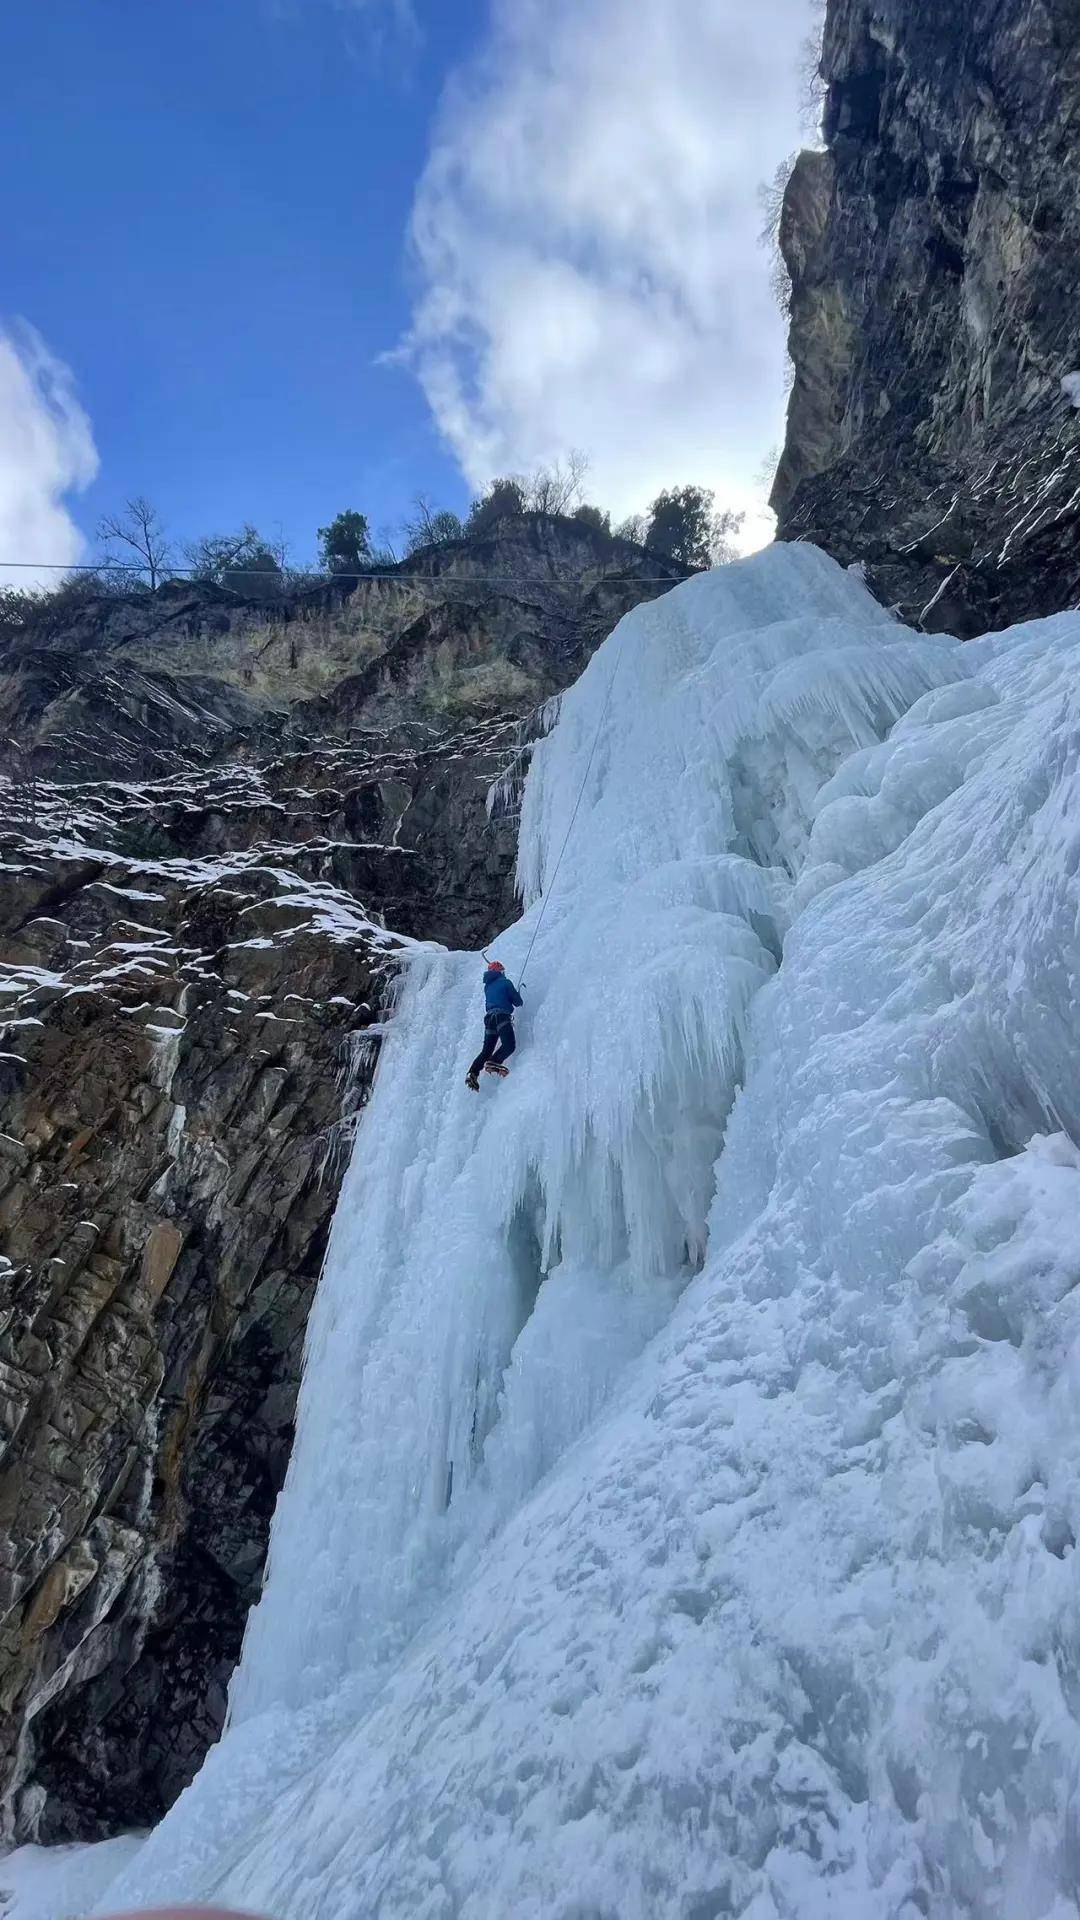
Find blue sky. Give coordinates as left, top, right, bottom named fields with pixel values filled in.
left=1, top=0, right=485, bottom=568
left=1, top=0, right=816, bottom=581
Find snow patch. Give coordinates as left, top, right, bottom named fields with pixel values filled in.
left=0, top=1837, right=144, bottom=1920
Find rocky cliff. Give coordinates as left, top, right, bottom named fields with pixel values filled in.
left=0, top=517, right=684, bottom=1844
left=773, top=0, right=1080, bottom=635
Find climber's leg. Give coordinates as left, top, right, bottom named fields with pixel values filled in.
left=467, top=1015, right=499, bottom=1087
left=488, top=1016, right=516, bottom=1066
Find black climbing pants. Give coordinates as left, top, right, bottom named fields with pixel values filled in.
left=470, top=1010, right=516, bottom=1077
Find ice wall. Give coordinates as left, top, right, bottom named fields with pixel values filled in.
left=88, top=545, right=1080, bottom=1918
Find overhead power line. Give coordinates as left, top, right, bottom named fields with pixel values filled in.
left=0, top=560, right=683, bottom=586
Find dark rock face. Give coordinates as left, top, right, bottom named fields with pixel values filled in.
left=773, top=0, right=1080, bottom=635
left=0, top=843, right=390, bottom=1840
left=0, top=519, right=684, bottom=1843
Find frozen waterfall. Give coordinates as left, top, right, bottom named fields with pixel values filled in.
left=46, top=544, right=1080, bottom=1916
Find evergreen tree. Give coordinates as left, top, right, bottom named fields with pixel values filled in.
left=318, top=510, right=372, bottom=576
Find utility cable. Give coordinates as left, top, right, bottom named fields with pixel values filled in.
left=0, top=561, right=683, bottom=586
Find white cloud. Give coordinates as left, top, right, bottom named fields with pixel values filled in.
left=0, top=323, right=98, bottom=588
left=401, top=0, right=814, bottom=550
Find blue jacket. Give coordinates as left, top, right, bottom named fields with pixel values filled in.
left=483, top=968, right=522, bottom=1014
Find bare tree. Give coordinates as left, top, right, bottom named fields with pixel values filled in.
left=799, top=0, right=828, bottom=138
left=372, top=524, right=401, bottom=568
left=403, top=494, right=466, bottom=554
left=526, top=450, right=590, bottom=515
left=186, top=523, right=263, bottom=581
left=269, top=521, right=291, bottom=571
left=403, top=493, right=438, bottom=550
left=754, top=445, right=781, bottom=495
left=97, top=496, right=173, bottom=589
left=710, top=506, right=745, bottom=566
left=758, top=153, right=798, bottom=312
left=187, top=524, right=295, bottom=601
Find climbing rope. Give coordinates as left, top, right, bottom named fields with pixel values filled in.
left=516, top=635, right=628, bottom=995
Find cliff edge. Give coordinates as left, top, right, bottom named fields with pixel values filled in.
left=773, top=0, right=1080, bottom=635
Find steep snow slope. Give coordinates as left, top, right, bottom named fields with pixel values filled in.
left=50, top=545, right=1080, bottom=1915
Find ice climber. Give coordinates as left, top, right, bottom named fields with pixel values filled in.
left=465, top=959, right=522, bottom=1090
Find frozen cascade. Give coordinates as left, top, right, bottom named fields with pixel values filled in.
left=49, top=543, right=1080, bottom=1917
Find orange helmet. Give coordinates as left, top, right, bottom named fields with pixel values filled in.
left=487, top=959, right=505, bottom=972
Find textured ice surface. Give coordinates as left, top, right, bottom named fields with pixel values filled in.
left=32, top=544, right=1080, bottom=1919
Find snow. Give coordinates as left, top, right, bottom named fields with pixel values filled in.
left=90, top=883, right=166, bottom=903
left=1060, top=372, right=1080, bottom=408
left=0, top=1837, right=144, bottom=1920
left=14, top=542, right=1080, bottom=1919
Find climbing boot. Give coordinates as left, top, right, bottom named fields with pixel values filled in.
left=465, top=1072, right=480, bottom=1091
left=484, top=1063, right=510, bottom=1078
